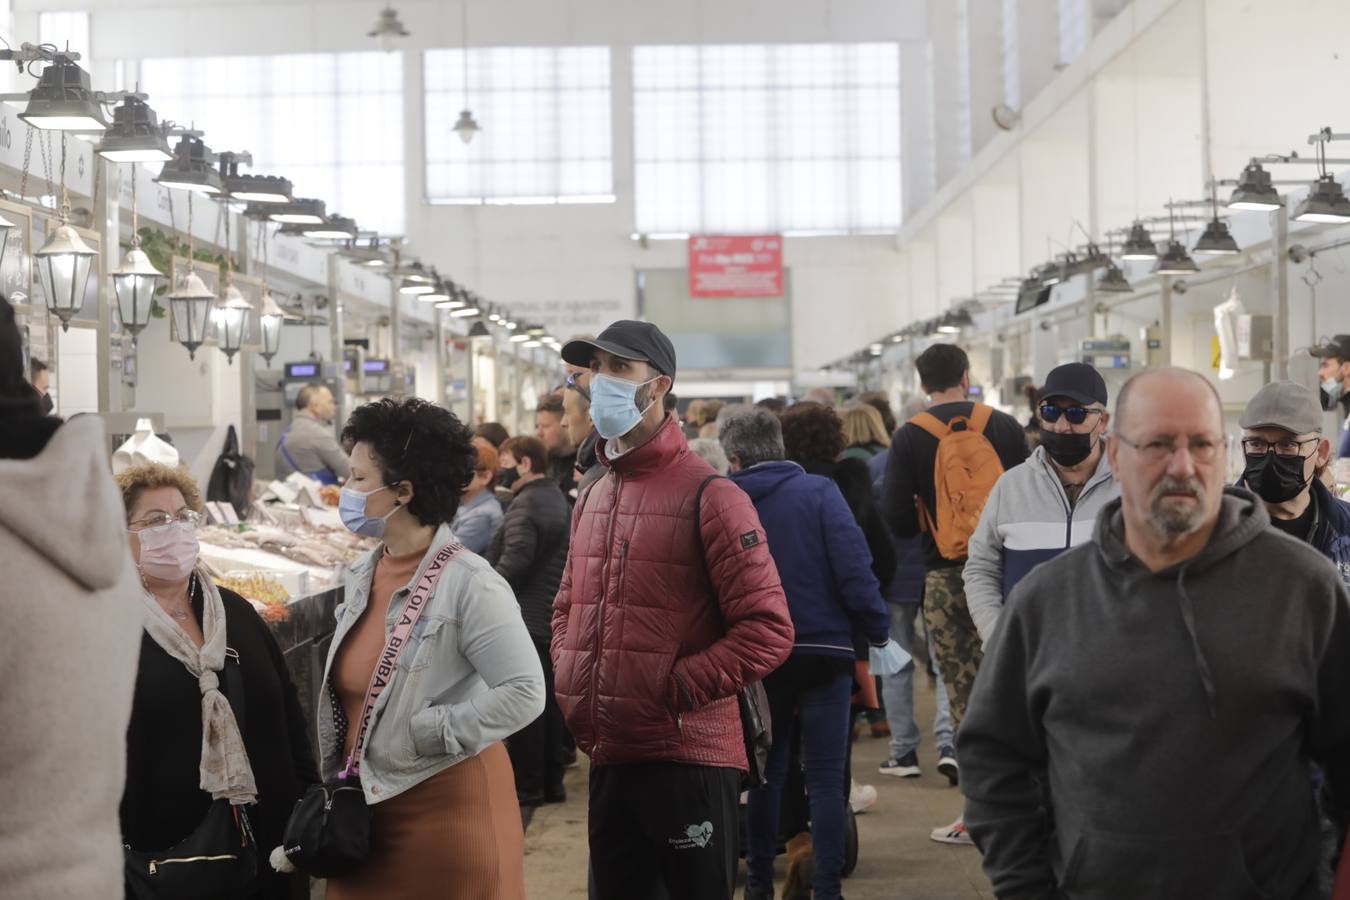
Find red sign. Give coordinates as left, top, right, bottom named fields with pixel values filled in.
left=688, top=235, right=784, bottom=298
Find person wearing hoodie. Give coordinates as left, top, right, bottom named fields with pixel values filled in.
left=964, top=362, right=1120, bottom=646
left=722, top=406, right=892, bottom=900
left=960, top=368, right=1350, bottom=900
left=0, top=297, right=143, bottom=899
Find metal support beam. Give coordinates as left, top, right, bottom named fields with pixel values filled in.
left=433, top=308, right=446, bottom=409
left=1271, top=210, right=1290, bottom=379
left=1159, top=276, right=1174, bottom=367
left=95, top=159, right=118, bottom=414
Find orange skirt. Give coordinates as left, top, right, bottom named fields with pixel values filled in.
left=326, top=742, right=524, bottom=900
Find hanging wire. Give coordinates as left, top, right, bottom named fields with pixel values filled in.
left=129, top=163, right=140, bottom=243
left=461, top=0, right=470, bottom=109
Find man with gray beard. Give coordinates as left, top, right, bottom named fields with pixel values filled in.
left=958, top=368, right=1350, bottom=900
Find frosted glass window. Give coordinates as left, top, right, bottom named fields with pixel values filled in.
left=139, top=52, right=404, bottom=235
left=424, top=46, right=612, bottom=204
left=39, top=11, right=89, bottom=63
left=633, top=43, right=901, bottom=235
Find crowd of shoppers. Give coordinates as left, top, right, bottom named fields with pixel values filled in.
left=10, top=284, right=1350, bottom=900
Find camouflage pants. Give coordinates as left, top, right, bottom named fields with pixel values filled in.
left=921, top=566, right=983, bottom=729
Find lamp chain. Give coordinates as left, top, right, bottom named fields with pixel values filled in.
left=18, top=125, right=32, bottom=202
left=57, top=132, right=70, bottom=221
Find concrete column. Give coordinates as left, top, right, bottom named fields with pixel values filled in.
left=1018, top=0, right=1061, bottom=110
left=966, top=0, right=1005, bottom=156
left=900, top=40, right=936, bottom=216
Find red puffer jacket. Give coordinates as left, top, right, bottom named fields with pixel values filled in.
left=551, top=414, right=794, bottom=770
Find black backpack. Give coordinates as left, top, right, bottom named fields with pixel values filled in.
left=207, top=425, right=256, bottom=519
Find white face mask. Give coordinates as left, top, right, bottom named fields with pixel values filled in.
left=137, top=522, right=200, bottom=582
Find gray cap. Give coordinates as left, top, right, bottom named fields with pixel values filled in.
left=1239, top=381, right=1323, bottom=435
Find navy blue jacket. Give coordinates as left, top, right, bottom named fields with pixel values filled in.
left=731, top=461, right=890, bottom=657
left=870, top=448, right=925, bottom=604
left=1310, top=480, right=1350, bottom=589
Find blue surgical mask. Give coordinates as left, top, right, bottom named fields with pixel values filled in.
left=590, top=372, right=659, bottom=440
left=339, top=484, right=398, bottom=538
left=1323, top=376, right=1343, bottom=404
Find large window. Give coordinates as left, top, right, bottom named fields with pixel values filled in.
left=424, top=46, right=612, bottom=205
left=138, top=52, right=404, bottom=235
left=633, top=43, right=901, bottom=235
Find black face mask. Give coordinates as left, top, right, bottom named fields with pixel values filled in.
left=497, top=466, right=519, bottom=490
left=1242, top=452, right=1311, bottom=504
left=40, top=392, right=53, bottom=415
left=1038, top=429, right=1095, bottom=467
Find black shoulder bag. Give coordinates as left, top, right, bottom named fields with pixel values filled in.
left=124, top=648, right=259, bottom=900
left=281, top=541, right=463, bottom=878
left=693, top=475, right=774, bottom=790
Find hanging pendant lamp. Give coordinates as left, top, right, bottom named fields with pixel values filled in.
left=168, top=193, right=215, bottom=359
left=111, top=164, right=165, bottom=342
left=213, top=283, right=253, bottom=364
left=36, top=138, right=99, bottom=333
left=259, top=289, right=286, bottom=364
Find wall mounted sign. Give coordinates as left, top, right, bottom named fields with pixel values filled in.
left=688, top=234, right=783, bottom=298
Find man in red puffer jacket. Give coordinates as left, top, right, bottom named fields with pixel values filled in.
left=553, top=321, right=794, bottom=900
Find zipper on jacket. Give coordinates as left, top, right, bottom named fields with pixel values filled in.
left=148, top=854, right=237, bottom=874
left=590, top=475, right=624, bottom=753
left=615, top=540, right=630, bottom=602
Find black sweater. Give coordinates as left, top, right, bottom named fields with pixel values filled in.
left=121, top=586, right=318, bottom=899
left=487, top=477, right=571, bottom=642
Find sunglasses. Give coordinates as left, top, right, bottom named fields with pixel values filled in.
left=1039, top=404, right=1104, bottom=426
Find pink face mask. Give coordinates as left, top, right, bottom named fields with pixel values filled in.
left=137, top=522, right=200, bottom=582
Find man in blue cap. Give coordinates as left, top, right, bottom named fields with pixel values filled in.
left=964, top=362, right=1120, bottom=645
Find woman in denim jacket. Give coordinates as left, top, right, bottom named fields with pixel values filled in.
left=321, top=399, right=544, bottom=900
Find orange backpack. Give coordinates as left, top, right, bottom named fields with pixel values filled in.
left=910, top=404, right=1004, bottom=560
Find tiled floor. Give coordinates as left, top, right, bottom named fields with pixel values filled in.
left=523, top=679, right=994, bottom=899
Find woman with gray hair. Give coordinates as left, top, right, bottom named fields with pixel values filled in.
left=688, top=436, right=730, bottom=475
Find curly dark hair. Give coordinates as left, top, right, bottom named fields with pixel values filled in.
left=781, top=402, right=845, bottom=465
left=342, top=398, right=475, bottom=527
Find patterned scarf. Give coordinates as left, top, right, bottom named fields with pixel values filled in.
left=140, top=567, right=257, bottom=805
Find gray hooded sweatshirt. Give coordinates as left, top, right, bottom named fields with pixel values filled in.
left=960, top=488, right=1350, bottom=900
left=0, top=416, right=143, bottom=898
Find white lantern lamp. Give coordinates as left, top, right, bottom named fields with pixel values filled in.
left=213, top=283, right=253, bottom=364
left=259, top=289, right=286, bottom=364
left=168, top=270, right=215, bottom=360
left=35, top=221, right=97, bottom=332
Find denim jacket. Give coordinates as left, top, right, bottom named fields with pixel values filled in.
left=316, top=524, right=545, bottom=804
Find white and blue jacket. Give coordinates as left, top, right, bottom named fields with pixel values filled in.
left=963, top=445, right=1118, bottom=645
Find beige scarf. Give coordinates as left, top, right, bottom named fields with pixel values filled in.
left=141, top=566, right=258, bottom=805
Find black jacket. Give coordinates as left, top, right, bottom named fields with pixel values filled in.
left=800, top=456, right=897, bottom=590
left=487, top=477, right=571, bottom=642
left=121, top=586, right=318, bottom=900
left=574, top=430, right=606, bottom=498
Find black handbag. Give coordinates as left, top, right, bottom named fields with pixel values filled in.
left=694, top=475, right=774, bottom=789
left=124, top=650, right=259, bottom=900
left=206, top=425, right=256, bottom=519
left=281, top=541, right=465, bottom=877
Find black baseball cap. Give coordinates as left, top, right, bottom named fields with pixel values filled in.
left=1310, top=335, right=1350, bottom=362
left=562, top=320, right=678, bottom=381
left=1041, top=362, right=1108, bottom=406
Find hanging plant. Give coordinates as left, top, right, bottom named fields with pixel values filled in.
left=133, top=226, right=231, bottom=317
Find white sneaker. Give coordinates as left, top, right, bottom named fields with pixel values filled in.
left=848, top=780, right=877, bottom=814
left=929, top=817, right=975, bottom=845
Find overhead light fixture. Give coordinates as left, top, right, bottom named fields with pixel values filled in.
left=111, top=246, right=164, bottom=341
left=527, top=324, right=546, bottom=337
left=222, top=156, right=293, bottom=203
left=1227, top=161, right=1282, bottom=212
left=421, top=277, right=450, bottom=303
left=212, top=284, right=253, bottom=364
left=454, top=109, right=481, bottom=145
left=868, top=343, right=883, bottom=356
left=301, top=215, right=359, bottom=241
left=935, top=308, right=973, bottom=335
left=167, top=271, right=216, bottom=360
left=96, top=96, right=172, bottom=162
left=1120, top=221, right=1158, bottom=260
left=1194, top=218, right=1240, bottom=255
left=35, top=221, right=97, bottom=332
left=400, top=278, right=435, bottom=296
left=267, top=198, right=327, bottom=224
left=1194, top=180, right=1241, bottom=255
left=259, top=289, right=286, bottom=364
left=1153, top=240, right=1200, bottom=275
left=468, top=320, right=492, bottom=339
left=18, top=56, right=108, bottom=131
left=155, top=135, right=223, bottom=194
left=1293, top=175, right=1350, bottom=224
left=504, top=319, right=517, bottom=329
left=1096, top=263, right=1133, bottom=293
left=450, top=305, right=480, bottom=318
left=368, top=4, right=409, bottom=53
left=509, top=331, right=530, bottom=343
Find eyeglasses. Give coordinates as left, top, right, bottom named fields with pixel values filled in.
left=1241, top=436, right=1320, bottom=458
left=1039, top=404, right=1104, bottom=426
left=565, top=370, right=591, bottom=401
left=1114, top=433, right=1222, bottom=464
left=129, top=509, right=203, bottom=532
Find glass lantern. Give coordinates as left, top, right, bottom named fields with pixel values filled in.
left=259, top=289, right=285, bottom=364
left=213, top=283, right=253, bottom=364
left=0, top=213, right=16, bottom=274
left=110, top=246, right=164, bottom=341
left=35, top=222, right=97, bottom=332
left=168, top=270, right=215, bottom=360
